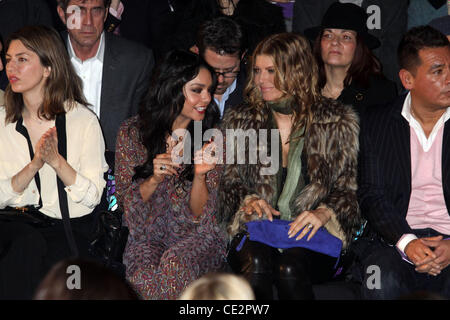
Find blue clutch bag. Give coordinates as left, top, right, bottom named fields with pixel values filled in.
left=237, top=219, right=342, bottom=259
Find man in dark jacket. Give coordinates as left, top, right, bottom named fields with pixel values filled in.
left=358, top=26, right=450, bottom=299
left=57, top=0, right=154, bottom=154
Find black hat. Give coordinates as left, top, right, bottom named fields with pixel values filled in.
left=304, top=2, right=380, bottom=49
left=428, top=15, right=450, bottom=36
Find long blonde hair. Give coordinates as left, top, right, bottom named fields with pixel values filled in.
left=245, top=33, right=321, bottom=136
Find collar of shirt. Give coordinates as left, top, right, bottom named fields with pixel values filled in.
left=401, top=91, right=450, bottom=152
left=214, top=78, right=237, bottom=118
left=68, top=31, right=105, bottom=65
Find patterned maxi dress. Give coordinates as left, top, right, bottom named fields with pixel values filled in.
left=115, top=116, right=227, bottom=300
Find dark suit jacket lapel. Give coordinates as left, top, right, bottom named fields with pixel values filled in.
left=100, top=32, right=119, bottom=121
left=390, top=96, right=412, bottom=196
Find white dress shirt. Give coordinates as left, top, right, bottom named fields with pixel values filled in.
left=68, top=32, right=105, bottom=118
left=401, top=92, right=450, bottom=152
left=0, top=102, right=109, bottom=218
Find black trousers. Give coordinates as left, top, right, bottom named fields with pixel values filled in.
left=0, top=213, right=95, bottom=299
left=360, top=228, right=450, bottom=300
left=228, top=232, right=337, bottom=300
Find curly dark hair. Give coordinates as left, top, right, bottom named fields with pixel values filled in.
left=133, top=50, right=220, bottom=182
left=398, top=25, right=449, bottom=75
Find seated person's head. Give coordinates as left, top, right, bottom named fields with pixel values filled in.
left=57, top=0, right=111, bottom=50
left=246, top=32, right=320, bottom=105
left=305, top=2, right=381, bottom=88
left=33, top=258, right=138, bottom=300
left=398, top=25, right=450, bottom=110
left=179, top=273, right=255, bottom=300
left=142, top=49, right=219, bottom=126
left=134, top=49, right=219, bottom=181
left=245, top=33, right=321, bottom=134
left=195, top=16, right=246, bottom=97
left=4, top=25, right=86, bottom=123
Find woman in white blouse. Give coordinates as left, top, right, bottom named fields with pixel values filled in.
left=0, top=25, right=108, bottom=299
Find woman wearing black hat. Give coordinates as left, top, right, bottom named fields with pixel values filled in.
left=305, top=2, right=397, bottom=113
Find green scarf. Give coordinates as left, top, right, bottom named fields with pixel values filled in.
left=266, top=96, right=295, bottom=115
left=268, top=103, right=305, bottom=221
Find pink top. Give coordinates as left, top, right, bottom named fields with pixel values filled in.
left=406, top=126, right=450, bottom=235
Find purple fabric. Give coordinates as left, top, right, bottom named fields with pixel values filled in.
left=274, top=2, right=294, bottom=18
left=246, top=219, right=342, bottom=258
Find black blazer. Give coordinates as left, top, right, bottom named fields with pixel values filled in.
left=62, top=32, right=154, bottom=152
left=338, top=74, right=398, bottom=116
left=222, top=66, right=247, bottom=116
left=99, top=32, right=154, bottom=152
left=358, top=94, right=450, bottom=245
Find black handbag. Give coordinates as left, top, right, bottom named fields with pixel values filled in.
left=53, top=115, right=129, bottom=271
left=88, top=169, right=129, bottom=272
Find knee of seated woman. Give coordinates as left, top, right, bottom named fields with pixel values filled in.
left=277, top=252, right=309, bottom=279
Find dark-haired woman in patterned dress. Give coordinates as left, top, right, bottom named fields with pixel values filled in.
left=115, top=50, right=226, bottom=300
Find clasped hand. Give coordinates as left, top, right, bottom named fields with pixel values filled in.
left=33, top=127, right=62, bottom=170
left=405, top=236, right=450, bottom=276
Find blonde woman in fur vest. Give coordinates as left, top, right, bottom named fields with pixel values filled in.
left=218, top=32, right=362, bottom=300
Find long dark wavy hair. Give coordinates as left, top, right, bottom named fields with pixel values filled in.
left=133, top=50, right=220, bottom=182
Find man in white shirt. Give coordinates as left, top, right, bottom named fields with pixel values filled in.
left=358, top=26, right=450, bottom=299
left=193, top=17, right=247, bottom=119
left=57, top=0, right=154, bottom=153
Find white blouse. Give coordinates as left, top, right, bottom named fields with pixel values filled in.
left=0, top=103, right=108, bottom=218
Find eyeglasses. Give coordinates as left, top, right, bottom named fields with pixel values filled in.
left=214, top=68, right=240, bottom=79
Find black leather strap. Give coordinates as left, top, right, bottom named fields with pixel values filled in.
left=55, top=113, right=79, bottom=257
left=15, top=119, right=43, bottom=209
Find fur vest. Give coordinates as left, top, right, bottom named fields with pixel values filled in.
left=217, top=98, right=362, bottom=246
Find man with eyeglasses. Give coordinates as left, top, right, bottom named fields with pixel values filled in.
left=193, top=16, right=247, bottom=118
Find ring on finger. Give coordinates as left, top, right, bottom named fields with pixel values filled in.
left=306, top=223, right=313, bottom=229
left=160, top=164, right=166, bottom=171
